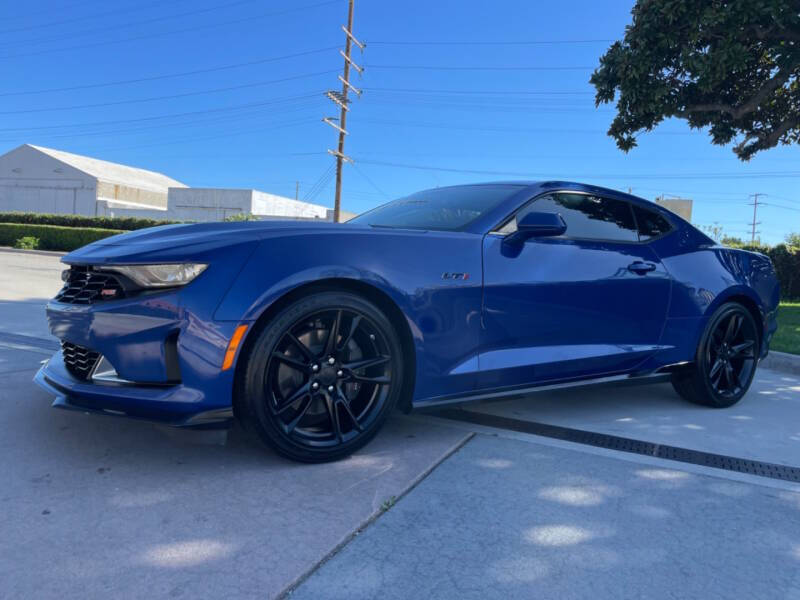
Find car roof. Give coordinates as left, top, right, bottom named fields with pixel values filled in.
left=456, top=180, right=682, bottom=234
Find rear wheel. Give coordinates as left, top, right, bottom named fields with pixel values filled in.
left=671, top=302, right=759, bottom=408
left=239, top=291, right=405, bottom=462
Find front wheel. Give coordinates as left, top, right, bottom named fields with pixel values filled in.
left=671, top=302, right=759, bottom=408
left=239, top=291, right=406, bottom=463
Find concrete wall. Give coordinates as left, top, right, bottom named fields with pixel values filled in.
left=166, top=188, right=254, bottom=221
left=656, top=198, right=693, bottom=222
left=95, top=200, right=171, bottom=220
left=251, top=190, right=327, bottom=219
left=96, top=180, right=168, bottom=209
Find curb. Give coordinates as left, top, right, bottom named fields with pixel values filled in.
left=762, top=350, right=800, bottom=375
left=0, top=246, right=66, bottom=257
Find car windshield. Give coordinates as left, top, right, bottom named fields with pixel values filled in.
left=349, top=184, right=523, bottom=231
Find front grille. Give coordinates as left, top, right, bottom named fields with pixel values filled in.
left=55, top=266, right=125, bottom=304
left=61, top=341, right=101, bottom=381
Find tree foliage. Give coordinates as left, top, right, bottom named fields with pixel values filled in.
left=591, top=0, right=800, bottom=160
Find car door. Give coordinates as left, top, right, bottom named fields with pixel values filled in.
left=479, top=191, right=672, bottom=390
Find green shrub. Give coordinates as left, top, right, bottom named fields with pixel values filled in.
left=223, top=213, right=260, bottom=222
left=0, top=223, right=124, bottom=251
left=0, top=212, right=178, bottom=231
left=13, top=236, right=40, bottom=250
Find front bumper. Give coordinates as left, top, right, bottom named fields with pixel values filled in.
left=35, top=354, right=232, bottom=428
left=33, top=279, right=247, bottom=428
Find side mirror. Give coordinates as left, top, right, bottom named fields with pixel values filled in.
left=505, top=211, right=567, bottom=244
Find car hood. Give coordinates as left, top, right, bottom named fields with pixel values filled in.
left=63, top=220, right=364, bottom=264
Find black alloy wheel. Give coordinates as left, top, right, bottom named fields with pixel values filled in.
left=239, top=291, right=405, bottom=462
left=671, top=302, right=759, bottom=408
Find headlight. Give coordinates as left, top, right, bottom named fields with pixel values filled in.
left=104, top=264, right=208, bottom=288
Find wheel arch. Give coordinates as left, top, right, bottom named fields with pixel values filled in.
left=232, top=278, right=417, bottom=420
left=711, top=291, right=764, bottom=348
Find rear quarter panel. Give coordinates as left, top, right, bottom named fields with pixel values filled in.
left=646, top=227, right=779, bottom=364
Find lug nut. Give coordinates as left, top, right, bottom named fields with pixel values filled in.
left=311, top=364, right=319, bottom=372
left=327, top=385, right=335, bottom=393
left=328, top=356, right=336, bottom=365
left=311, top=382, right=319, bottom=390
left=337, top=370, right=343, bottom=377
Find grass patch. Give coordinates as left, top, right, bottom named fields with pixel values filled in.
left=772, top=302, right=800, bottom=355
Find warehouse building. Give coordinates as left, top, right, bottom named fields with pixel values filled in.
left=0, top=144, right=338, bottom=222
left=0, top=144, right=186, bottom=215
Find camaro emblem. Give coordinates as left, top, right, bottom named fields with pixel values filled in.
left=442, top=272, right=470, bottom=281
left=101, top=289, right=118, bottom=297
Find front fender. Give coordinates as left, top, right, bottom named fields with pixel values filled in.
left=214, top=232, right=484, bottom=401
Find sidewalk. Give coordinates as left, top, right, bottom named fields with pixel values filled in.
left=292, top=433, right=800, bottom=600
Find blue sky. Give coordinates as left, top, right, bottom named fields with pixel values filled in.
left=2, top=0, right=798, bottom=244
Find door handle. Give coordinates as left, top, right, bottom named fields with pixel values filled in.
left=627, top=261, right=657, bottom=274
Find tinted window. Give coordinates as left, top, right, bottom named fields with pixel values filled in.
left=632, top=204, right=672, bottom=241
left=349, top=184, right=522, bottom=231
left=502, top=193, right=638, bottom=242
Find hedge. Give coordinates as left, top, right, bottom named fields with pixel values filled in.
left=0, top=212, right=178, bottom=231
left=0, top=223, right=125, bottom=251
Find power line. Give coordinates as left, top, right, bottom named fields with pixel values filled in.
left=354, top=117, right=693, bottom=136
left=351, top=163, right=390, bottom=200
left=0, top=0, right=186, bottom=34
left=0, top=102, right=324, bottom=143
left=0, top=47, right=338, bottom=97
left=0, top=0, right=339, bottom=58
left=368, top=38, right=613, bottom=46
left=303, top=164, right=336, bottom=203
left=89, top=117, right=320, bottom=153
left=0, top=0, right=105, bottom=21
left=0, top=0, right=260, bottom=46
left=0, top=70, right=338, bottom=114
left=352, top=158, right=800, bottom=180
left=367, top=64, right=594, bottom=71
left=762, top=202, right=800, bottom=213
left=363, top=86, right=593, bottom=96
left=0, top=93, right=324, bottom=132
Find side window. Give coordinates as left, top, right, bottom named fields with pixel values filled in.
left=499, top=193, right=639, bottom=242
left=632, top=204, right=672, bottom=241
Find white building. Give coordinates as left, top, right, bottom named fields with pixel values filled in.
left=0, top=144, right=337, bottom=222
left=0, top=144, right=186, bottom=215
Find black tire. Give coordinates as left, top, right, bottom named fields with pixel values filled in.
left=671, top=302, right=760, bottom=408
left=239, top=291, right=406, bottom=463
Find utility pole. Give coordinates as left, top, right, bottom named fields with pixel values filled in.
left=748, top=193, right=764, bottom=244
left=295, top=181, right=299, bottom=200
left=324, top=0, right=363, bottom=223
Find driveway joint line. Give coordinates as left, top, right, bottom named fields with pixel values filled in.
left=277, top=429, right=476, bottom=599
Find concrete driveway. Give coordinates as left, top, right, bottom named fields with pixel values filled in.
left=2, top=247, right=799, bottom=599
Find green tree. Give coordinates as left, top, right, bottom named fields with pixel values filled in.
left=591, top=0, right=800, bottom=160
left=720, top=235, right=746, bottom=247
left=786, top=232, right=800, bottom=248
left=700, top=223, right=724, bottom=241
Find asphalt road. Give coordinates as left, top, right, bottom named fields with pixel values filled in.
left=2, top=247, right=799, bottom=600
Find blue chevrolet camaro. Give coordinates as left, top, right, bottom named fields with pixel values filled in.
left=35, top=181, right=780, bottom=462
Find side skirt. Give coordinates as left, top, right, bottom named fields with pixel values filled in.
left=412, top=371, right=674, bottom=411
